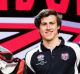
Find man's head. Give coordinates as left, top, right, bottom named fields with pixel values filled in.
left=34, top=9, right=62, bottom=41
left=34, top=9, right=62, bottom=32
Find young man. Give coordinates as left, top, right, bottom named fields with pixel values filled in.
left=25, top=9, right=80, bottom=74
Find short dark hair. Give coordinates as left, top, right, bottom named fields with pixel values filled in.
left=34, top=9, right=62, bottom=32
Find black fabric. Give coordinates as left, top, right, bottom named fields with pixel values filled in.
left=26, top=37, right=80, bottom=74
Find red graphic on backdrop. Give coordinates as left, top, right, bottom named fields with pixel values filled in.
left=0, top=24, right=80, bottom=53
left=16, top=0, right=34, bottom=10
left=0, top=23, right=40, bottom=53
left=46, top=0, right=69, bottom=13
left=0, top=0, right=8, bottom=10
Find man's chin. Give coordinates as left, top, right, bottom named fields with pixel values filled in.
left=45, top=38, right=53, bottom=41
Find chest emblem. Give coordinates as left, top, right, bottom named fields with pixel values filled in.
left=61, top=53, right=69, bottom=61
left=36, top=54, right=47, bottom=65
left=37, top=54, right=44, bottom=61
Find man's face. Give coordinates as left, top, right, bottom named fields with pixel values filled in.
left=39, top=15, right=60, bottom=41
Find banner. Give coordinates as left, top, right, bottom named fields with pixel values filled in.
left=0, top=0, right=80, bottom=59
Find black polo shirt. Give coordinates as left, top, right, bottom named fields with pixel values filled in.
left=25, top=37, right=80, bottom=74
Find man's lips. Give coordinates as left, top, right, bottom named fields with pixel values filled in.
left=45, top=31, right=53, bottom=33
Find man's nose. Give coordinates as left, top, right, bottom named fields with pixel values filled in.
left=46, top=24, right=51, bottom=29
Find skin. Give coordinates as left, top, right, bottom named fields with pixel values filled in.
left=39, top=15, right=61, bottom=50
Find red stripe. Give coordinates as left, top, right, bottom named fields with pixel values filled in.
left=73, top=35, right=80, bottom=42
left=0, top=23, right=36, bottom=29
left=0, top=23, right=80, bottom=52
left=61, top=26, right=80, bottom=33
left=1, top=29, right=40, bottom=52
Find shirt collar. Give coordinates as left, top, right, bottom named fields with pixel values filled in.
left=41, top=37, right=65, bottom=52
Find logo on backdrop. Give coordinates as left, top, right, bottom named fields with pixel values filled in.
left=0, top=0, right=80, bottom=58
left=0, top=0, right=80, bottom=22
left=0, top=24, right=80, bottom=54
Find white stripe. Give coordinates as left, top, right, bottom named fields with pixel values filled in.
left=0, top=32, right=19, bottom=40
left=0, top=17, right=34, bottom=23
left=59, top=33, right=73, bottom=41
left=62, top=20, right=80, bottom=28
left=25, top=47, right=39, bottom=73
left=65, top=42, right=80, bottom=74
left=65, top=42, right=80, bottom=65
left=0, top=17, right=80, bottom=28
left=74, top=63, right=78, bottom=74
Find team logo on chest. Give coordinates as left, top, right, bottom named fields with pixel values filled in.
left=61, top=53, right=69, bottom=61
left=36, top=54, right=47, bottom=65
left=37, top=54, right=44, bottom=61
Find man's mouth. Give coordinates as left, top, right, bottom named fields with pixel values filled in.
left=45, top=31, right=53, bottom=34
left=45, top=31, right=53, bottom=33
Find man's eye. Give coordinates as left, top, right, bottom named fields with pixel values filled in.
left=49, top=22, right=54, bottom=24
left=41, top=23, right=47, bottom=25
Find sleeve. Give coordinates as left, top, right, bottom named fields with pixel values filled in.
left=77, top=43, right=80, bottom=73
left=24, top=52, right=35, bottom=74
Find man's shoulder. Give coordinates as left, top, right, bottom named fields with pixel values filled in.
left=65, top=41, right=80, bottom=55
left=25, top=44, right=41, bottom=59
left=65, top=41, right=79, bottom=48
left=28, top=45, right=40, bottom=53
left=25, top=45, right=41, bottom=73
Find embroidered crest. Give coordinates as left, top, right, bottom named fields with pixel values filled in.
left=37, top=54, right=44, bottom=61
left=36, top=54, right=47, bottom=65
left=61, top=53, right=69, bottom=61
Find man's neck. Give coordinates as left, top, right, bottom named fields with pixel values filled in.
left=42, top=36, right=61, bottom=50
